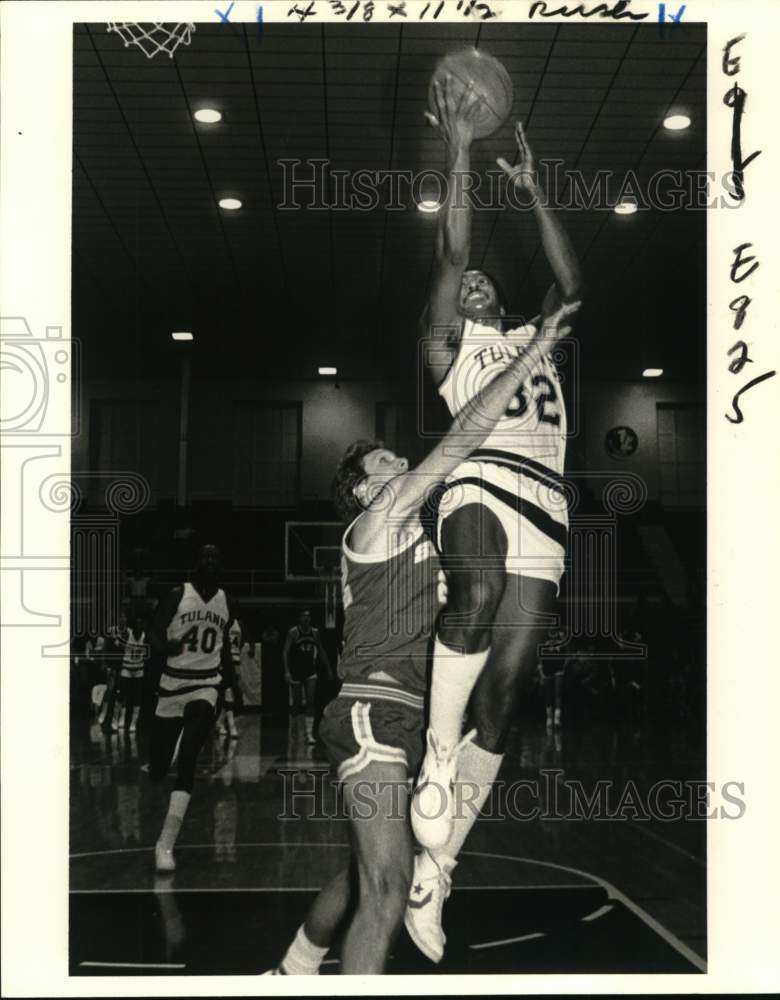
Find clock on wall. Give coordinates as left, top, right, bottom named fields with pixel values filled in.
left=605, top=426, right=638, bottom=458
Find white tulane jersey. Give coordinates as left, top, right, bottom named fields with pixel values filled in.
left=120, top=630, right=146, bottom=678
left=438, top=318, right=567, bottom=475
left=228, top=618, right=242, bottom=664
left=165, top=582, right=229, bottom=683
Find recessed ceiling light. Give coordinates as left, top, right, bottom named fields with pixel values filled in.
left=642, top=368, right=663, bottom=377
left=194, top=108, right=222, bottom=124
left=663, top=113, right=691, bottom=131
left=417, top=199, right=441, bottom=213
left=171, top=331, right=193, bottom=341
left=219, top=198, right=242, bottom=210
left=318, top=366, right=338, bottom=376
left=614, top=200, right=638, bottom=215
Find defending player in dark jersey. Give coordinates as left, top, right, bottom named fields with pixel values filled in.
left=405, top=79, right=583, bottom=962
left=147, top=544, right=233, bottom=872
left=283, top=610, right=331, bottom=744
left=267, top=291, right=578, bottom=976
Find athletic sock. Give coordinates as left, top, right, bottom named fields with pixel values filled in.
left=279, top=924, right=328, bottom=975
left=434, top=740, right=503, bottom=862
left=428, top=640, right=489, bottom=750
left=158, top=790, right=191, bottom=851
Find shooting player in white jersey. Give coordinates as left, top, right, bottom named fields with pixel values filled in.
left=147, top=544, right=233, bottom=872
left=266, top=294, right=577, bottom=977
left=406, top=78, right=583, bottom=961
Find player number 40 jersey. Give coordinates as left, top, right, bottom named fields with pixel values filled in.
left=166, top=582, right=229, bottom=676
left=438, top=318, right=567, bottom=475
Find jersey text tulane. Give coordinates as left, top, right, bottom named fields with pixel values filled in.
left=164, top=581, right=229, bottom=685
left=338, top=520, right=443, bottom=696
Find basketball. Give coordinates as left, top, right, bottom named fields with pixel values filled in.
left=428, top=48, right=513, bottom=139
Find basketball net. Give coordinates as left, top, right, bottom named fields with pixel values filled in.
left=106, top=23, right=196, bottom=59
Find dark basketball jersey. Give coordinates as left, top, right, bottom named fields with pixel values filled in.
left=288, top=626, right=319, bottom=678
left=338, top=519, right=443, bottom=696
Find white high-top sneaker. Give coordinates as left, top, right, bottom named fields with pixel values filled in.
left=404, top=850, right=455, bottom=963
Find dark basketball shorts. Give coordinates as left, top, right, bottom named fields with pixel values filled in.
left=118, top=674, right=144, bottom=707
left=319, top=683, right=426, bottom=783
left=289, top=664, right=317, bottom=683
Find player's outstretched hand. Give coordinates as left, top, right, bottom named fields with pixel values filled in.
left=424, top=74, right=483, bottom=149
left=496, top=121, right=538, bottom=194
left=540, top=298, right=581, bottom=344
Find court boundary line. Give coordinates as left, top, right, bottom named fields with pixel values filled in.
left=69, top=841, right=705, bottom=969
left=465, top=851, right=707, bottom=972
left=79, top=961, right=186, bottom=969
left=470, top=931, right=547, bottom=950
left=628, top=820, right=707, bottom=868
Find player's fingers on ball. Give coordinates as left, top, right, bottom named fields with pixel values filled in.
left=441, top=73, right=453, bottom=111
left=465, top=86, right=483, bottom=120
left=459, top=78, right=476, bottom=112
left=447, top=75, right=460, bottom=115
left=432, top=79, right=444, bottom=119
left=433, top=78, right=448, bottom=121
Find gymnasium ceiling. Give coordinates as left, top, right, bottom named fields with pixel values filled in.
left=73, top=20, right=706, bottom=381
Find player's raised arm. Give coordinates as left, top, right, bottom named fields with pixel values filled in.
left=421, top=77, right=483, bottom=386
left=497, top=122, right=583, bottom=318
left=366, top=299, right=580, bottom=523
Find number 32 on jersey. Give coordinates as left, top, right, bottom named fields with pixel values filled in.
left=505, top=373, right=560, bottom=425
